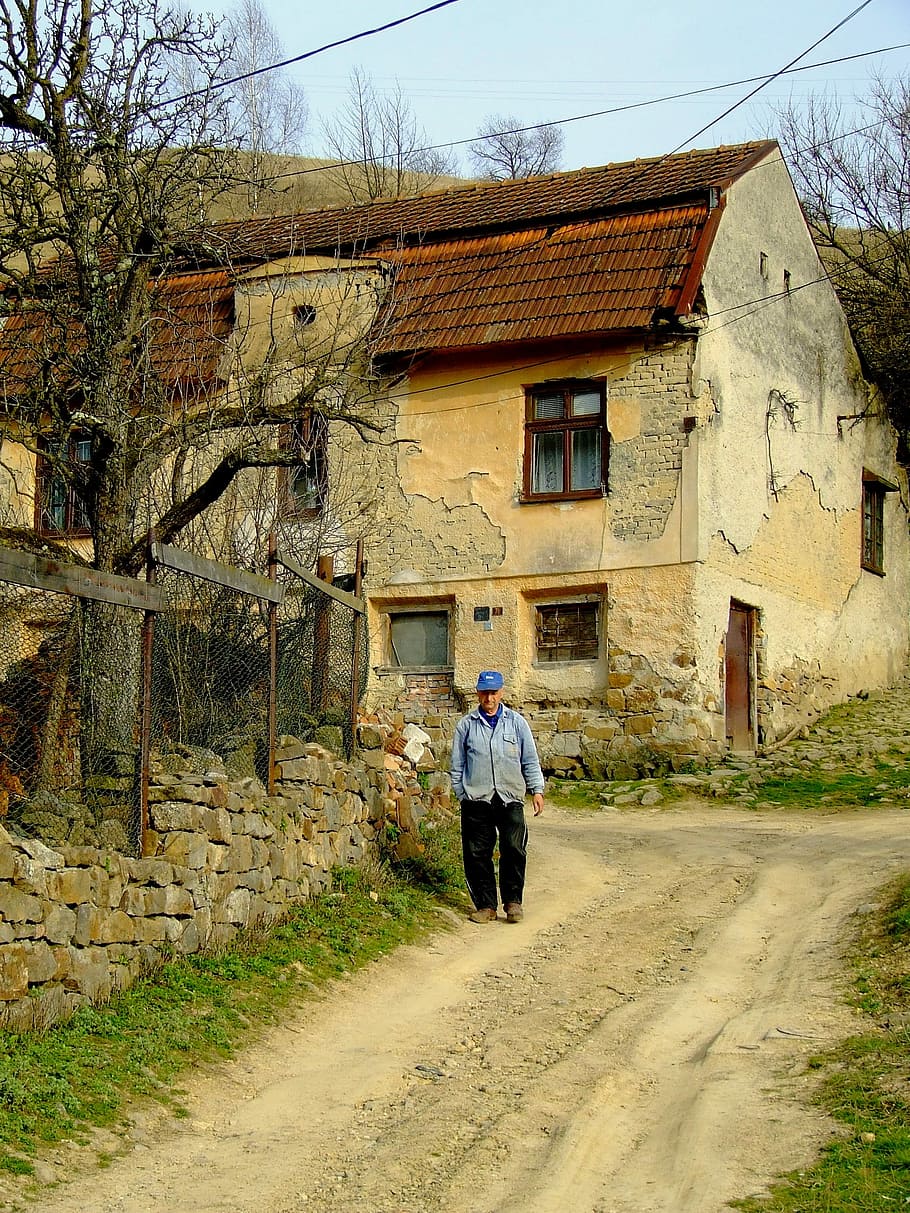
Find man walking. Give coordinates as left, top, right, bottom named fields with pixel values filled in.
left=450, top=670, right=545, bottom=924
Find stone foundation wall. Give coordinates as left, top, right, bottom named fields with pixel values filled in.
left=405, top=647, right=726, bottom=780
left=387, top=670, right=459, bottom=713
left=404, top=640, right=844, bottom=778
left=0, top=737, right=445, bottom=1030
left=754, top=650, right=839, bottom=745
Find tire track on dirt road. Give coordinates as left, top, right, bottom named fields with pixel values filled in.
left=17, top=805, right=910, bottom=1213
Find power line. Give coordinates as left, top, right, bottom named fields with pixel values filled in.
left=661, top=0, right=877, bottom=156
left=539, top=0, right=877, bottom=218
left=381, top=243, right=901, bottom=416
left=166, top=0, right=465, bottom=107
left=267, top=41, right=907, bottom=184
left=216, top=11, right=899, bottom=383
left=226, top=122, right=886, bottom=329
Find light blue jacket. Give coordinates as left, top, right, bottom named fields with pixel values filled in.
left=450, top=705, right=545, bottom=805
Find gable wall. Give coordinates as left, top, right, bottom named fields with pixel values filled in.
left=691, top=152, right=910, bottom=740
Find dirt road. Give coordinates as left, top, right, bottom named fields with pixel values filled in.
left=22, top=803, right=910, bottom=1213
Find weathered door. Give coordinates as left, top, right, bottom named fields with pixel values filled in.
left=725, top=602, right=754, bottom=751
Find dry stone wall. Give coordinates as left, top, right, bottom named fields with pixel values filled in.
left=0, top=737, right=446, bottom=1030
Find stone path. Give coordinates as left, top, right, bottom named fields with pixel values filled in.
left=595, top=675, right=910, bottom=808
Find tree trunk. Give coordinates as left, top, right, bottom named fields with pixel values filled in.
left=34, top=609, right=80, bottom=794
left=79, top=598, right=143, bottom=786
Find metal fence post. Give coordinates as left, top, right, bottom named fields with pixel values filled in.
left=139, top=531, right=157, bottom=856
left=268, top=531, right=278, bottom=796
left=349, top=539, right=364, bottom=753
left=313, top=554, right=334, bottom=715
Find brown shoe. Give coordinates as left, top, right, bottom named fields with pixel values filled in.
left=504, top=902, right=523, bottom=924
left=469, top=907, right=497, bottom=923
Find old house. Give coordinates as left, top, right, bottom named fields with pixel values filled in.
left=2, top=139, right=907, bottom=777
left=343, top=139, right=910, bottom=774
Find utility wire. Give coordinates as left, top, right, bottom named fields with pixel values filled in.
left=267, top=40, right=906, bottom=183
left=381, top=243, right=900, bottom=415
left=368, top=1, right=888, bottom=411
left=661, top=0, right=876, bottom=156
left=221, top=120, right=888, bottom=328
left=520, top=0, right=878, bottom=216
left=165, top=0, right=465, bottom=106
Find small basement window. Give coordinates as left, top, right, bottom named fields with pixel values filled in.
left=389, top=610, right=449, bottom=667
left=535, top=601, right=599, bottom=663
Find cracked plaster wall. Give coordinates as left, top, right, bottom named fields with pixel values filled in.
left=363, top=161, right=909, bottom=743
left=363, top=344, right=701, bottom=706
left=691, top=153, right=910, bottom=728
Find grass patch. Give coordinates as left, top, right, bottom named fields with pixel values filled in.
left=547, top=780, right=606, bottom=811
left=0, top=809, right=466, bottom=1175
left=547, top=778, right=690, bottom=811
left=753, top=755, right=910, bottom=811
left=733, top=874, right=910, bottom=1211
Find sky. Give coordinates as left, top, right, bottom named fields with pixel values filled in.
left=198, top=0, right=910, bottom=173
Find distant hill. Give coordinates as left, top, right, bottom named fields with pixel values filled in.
left=205, top=152, right=470, bottom=220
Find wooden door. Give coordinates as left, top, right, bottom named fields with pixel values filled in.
left=725, top=602, right=754, bottom=751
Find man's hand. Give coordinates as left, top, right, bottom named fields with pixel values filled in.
left=532, top=793, right=544, bottom=816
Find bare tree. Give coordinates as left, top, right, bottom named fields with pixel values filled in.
left=469, top=114, right=564, bottom=180
left=0, top=0, right=387, bottom=782
left=776, top=76, right=910, bottom=434
left=321, top=66, right=453, bottom=203
left=221, top=0, right=309, bottom=211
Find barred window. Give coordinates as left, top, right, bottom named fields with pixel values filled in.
left=862, top=480, right=884, bottom=574
left=535, top=602, right=599, bottom=663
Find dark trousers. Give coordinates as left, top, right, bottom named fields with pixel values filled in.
left=460, top=796, right=529, bottom=910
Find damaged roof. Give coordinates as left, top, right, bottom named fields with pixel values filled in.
left=201, top=141, right=775, bottom=263
left=373, top=204, right=713, bottom=353
left=0, top=270, right=234, bottom=396
left=199, top=140, right=775, bottom=356
left=0, top=140, right=777, bottom=384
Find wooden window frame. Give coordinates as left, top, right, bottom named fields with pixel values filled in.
left=861, top=470, right=896, bottom=576
left=535, top=600, right=600, bottom=664
left=35, top=433, right=93, bottom=537
left=522, top=379, right=608, bottom=503
left=278, top=410, right=328, bottom=519
left=387, top=607, right=451, bottom=669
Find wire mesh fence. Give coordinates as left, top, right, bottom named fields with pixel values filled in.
left=0, top=542, right=366, bottom=856
left=150, top=567, right=273, bottom=781
left=0, top=580, right=145, bottom=852
left=275, top=570, right=367, bottom=759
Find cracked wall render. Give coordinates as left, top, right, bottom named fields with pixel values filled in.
left=691, top=154, right=910, bottom=731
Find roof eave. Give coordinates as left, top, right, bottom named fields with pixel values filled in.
left=374, top=324, right=666, bottom=364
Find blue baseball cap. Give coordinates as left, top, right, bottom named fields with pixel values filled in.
left=476, top=670, right=504, bottom=691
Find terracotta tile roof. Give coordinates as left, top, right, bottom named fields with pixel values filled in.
left=0, top=141, right=777, bottom=387
left=192, top=141, right=774, bottom=354
left=150, top=271, right=234, bottom=387
left=374, top=204, right=711, bottom=353
left=0, top=270, right=233, bottom=396
left=197, top=141, right=776, bottom=264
